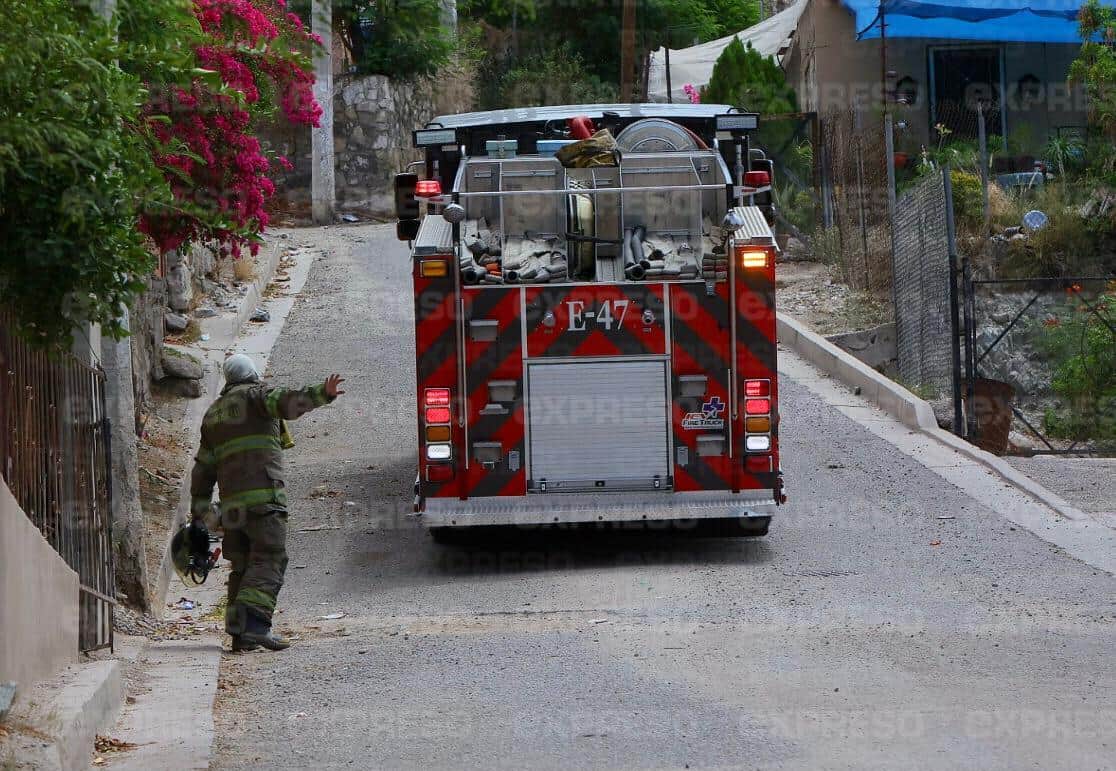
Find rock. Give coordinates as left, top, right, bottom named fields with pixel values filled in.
left=166, top=263, right=193, bottom=312
left=194, top=307, right=218, bottom=318
left=930, top=397, right=955, bottom=432
left=781, top=237, right=811, bottom=262
left=164, top=312, right=189, bottom=333
left=159, top=376, right=203, bottom=398
left=161, top=350, right=204, bottom=380
left=249, top=307, right=271, bottom=323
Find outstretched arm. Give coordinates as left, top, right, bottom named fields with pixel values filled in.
left=256, top=374, right=346, bottom=421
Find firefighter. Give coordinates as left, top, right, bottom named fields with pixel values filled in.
left=189, top=354, right=345, bottom=652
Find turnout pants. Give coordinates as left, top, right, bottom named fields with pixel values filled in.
left=222, top=506, right=289, bottom=634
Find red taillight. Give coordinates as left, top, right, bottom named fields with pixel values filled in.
left=425, top=406, right=451, bottom=424
left=744, top=170, right=771, bottom=187
left=745, top=398, right=770, bottom=415
left=744, top=380, right=770, bottom=397
left=425, top=388, right=451, bottom=407
left=415, top=179, right=442, bottom=198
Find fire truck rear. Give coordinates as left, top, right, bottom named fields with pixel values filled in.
left=395, top=104, right=785, bottom=538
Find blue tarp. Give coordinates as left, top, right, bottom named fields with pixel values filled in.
left=842, top=0, right=1101, bottom=42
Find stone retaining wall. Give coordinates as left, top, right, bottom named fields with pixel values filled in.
left=263, top=71, right=473, bottom=219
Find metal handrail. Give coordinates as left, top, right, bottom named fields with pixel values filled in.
left=448, top=182, right=730, bottom=199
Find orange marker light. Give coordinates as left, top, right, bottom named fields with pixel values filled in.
left=420, top=259, right=449, bottom=277
left=737, top=249, right=769, bottom=270
left=426, top=425, right=452, bottom=442
left=746, top=416, right=771, bottom=433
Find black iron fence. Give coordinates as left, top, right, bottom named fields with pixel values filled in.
left=960, top=275, right=1116, bottom=456
left=0, top=314, right=115, bottom=652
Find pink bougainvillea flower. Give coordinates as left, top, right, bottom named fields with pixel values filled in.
left=141, top=0, right=321, bottom=259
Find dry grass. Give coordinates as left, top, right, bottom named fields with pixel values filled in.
left=232, top=257, right=257, bottom=283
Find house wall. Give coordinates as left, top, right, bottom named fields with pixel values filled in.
left=784, top=0, right=1088, bottom=149
left=0, top=477, right=79, bottom=689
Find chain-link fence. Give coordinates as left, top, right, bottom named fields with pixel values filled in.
left=820, top=107, right=892, bottom=291
left=892, top=169, right=957, bottom=401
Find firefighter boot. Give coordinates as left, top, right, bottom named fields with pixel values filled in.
left=231, top=636, right=260, bottom=653
left=239, top=607, right=290, bottom=651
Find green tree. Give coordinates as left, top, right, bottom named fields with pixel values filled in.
left=701, top=36, right=796, bottom=114
left=465, top=0, right=759, bottom=96
left=0, top=1, right=164, bottom=348
left=1070, top=0, right=1116, bottom=174
left=294, top=0, right=457, bottom=79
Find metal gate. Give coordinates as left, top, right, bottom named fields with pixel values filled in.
left=0, top=314, right=115, bottom=652
left=526, top=359, right=671, bottom=492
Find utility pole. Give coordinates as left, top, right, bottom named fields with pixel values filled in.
left=312, top=0, right=335, bottom=225
left=620, top=0, right=637, bottom=102
left=881, top=2, right=897, bottom=232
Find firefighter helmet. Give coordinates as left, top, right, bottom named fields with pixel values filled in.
left=171, top=518, right=219, bottom=585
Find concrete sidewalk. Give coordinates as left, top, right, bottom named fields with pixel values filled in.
left=0, top=233, right=320, bottom=771
left=1008, top=455, right=1116, bottom=529
left=777, top=311, right=1116, bottom=574
left=97, top=230, right=321, bottom=770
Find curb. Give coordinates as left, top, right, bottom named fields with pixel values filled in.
left=776, top=312, right=1093, bottom=523
left=14, top=660, right=124, bottom=771
left=153, top=238, right=285, bottom=609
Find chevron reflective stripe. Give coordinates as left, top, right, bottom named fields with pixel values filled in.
left=671, top=282, right=734, bottom=492
left=191, top=497, right=213, bottom=517
left=236, top=587, right=276, bottom=611
left=213, top=434, right=281, bottom=462
left=220, top=487, right=287, bottom=510
left=459, top=287, right=526, bottom=499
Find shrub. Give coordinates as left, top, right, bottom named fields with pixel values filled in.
left=949, top=169, right=984, bottom=227
left=487, top=46, right=617, bottom=109
left=1039, top=292, right=1116, bottom=442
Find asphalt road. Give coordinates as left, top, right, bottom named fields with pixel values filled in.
left=212, top=223, right=1116, bottom=771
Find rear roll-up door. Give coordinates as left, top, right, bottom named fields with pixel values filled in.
left=527, top=360, right=671, bottom=492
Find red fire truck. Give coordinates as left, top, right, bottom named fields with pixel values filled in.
left=395, top=104, right=784, bottom=539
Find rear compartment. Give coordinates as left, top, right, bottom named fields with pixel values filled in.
left=407, top=107, right=783, bottom=530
